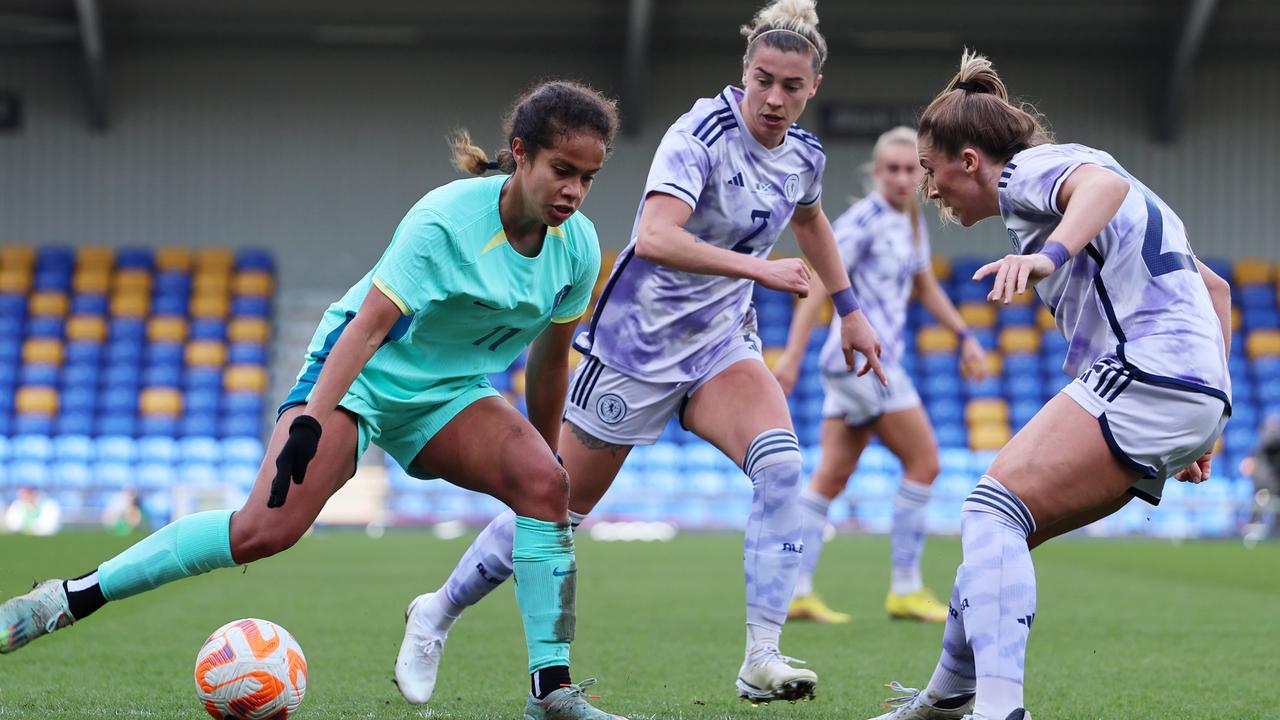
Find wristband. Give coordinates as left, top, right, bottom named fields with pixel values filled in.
left=1039, top=241, right=1070, bottom=270
left=959, top=329, right=975, bottom=344
left=831, top=287, right=860, bottom=317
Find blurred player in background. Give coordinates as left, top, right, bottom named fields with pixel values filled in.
left=772, top=126, right=987, bottom=625
left=397, top=0, right=885, bottom=707
left=1242, top=414, right=1280, bottom=545
left=0, top=80, right=627, bottom=720
left=869, top=50, right=1232, bottom=720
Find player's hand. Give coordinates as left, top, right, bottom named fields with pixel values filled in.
left=267, top=415, right=323, bottom=508
left=1175, top=451, right=1213, bottom=484
left=839, top=310, right=887, bottom=386
left=771, top=353, right=801, bottom=396
left=974, top=253, right=1056, bottom=304
left=959, top=334, right=989, bottom=381
left=756, top=258, right=812, bottom=298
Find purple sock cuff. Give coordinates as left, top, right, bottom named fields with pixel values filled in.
left=1039, top=241, right=1071, bottom=270
left=831, top=287, right=860, bottom=316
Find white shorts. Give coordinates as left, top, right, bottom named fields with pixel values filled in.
left=564, top=331, right=764, bottom=446
left=1063, top=357, right=1229, bottom=505
left=821, top=363, right=921, bottom=427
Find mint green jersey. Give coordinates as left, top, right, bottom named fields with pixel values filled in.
left=284, top=174, right=600, bottom=460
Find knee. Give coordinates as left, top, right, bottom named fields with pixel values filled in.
left=810, top=467, right=850, bottom=498
left=906, top=455, right=941, bottom=484
left=510, top=460, right=569, bottom=520
left=231, top=513, right=307, bottom=564
left=960, top=476, right=1036, bottom=539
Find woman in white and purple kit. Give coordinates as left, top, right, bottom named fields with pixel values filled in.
left=869, top=51, right=1232, bottom=720
left=393, top=0, right=886, bottom=708
left=773, top=127, right=989, bottom=627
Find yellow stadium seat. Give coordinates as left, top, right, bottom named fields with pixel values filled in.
left=110, top=292, right=150, bottom=318
left=190, top=294, right=229, bottom=319
left=1037, top=306, right=1055, bottom=330
left=763, top=347, right=785, bottom=370
left=969, top=422, right=1012, bottom=451
left=139, top=387, right=182, bottom=417
left=999, top=327, right=1042, bottom=354
left=512, top=369, right=527, bottom=396
left=1234, top=258, right=1271, bottom=286
left=917, top=326, right=958, bottom=353
left=73, top=270, right=112, bottom=294
left=600, top=250, right=619, bottom=272
left=193, top=272, right=231, bottom=295
left=1006, top=288, right=1035, bottom=305
left=186, top=340, right=227, bottom=367
left=66, top=315, right=107, bottom=343
left=155, top=246, right=192, bottom=272
left=227, top=317, right=270, bottom=344
left=1231, top=306, right=1243, bottom=332
left=931, top=256, right=952, bottom=281
left=0, top=269, right=31, bottom=294
left=195, top=247, right=235, bottom=273
left=567, top=350, right=584, bottom=370
left=0, top=245, right=34, bottom=270
left=981, top=353, right=1003, bottom=377
left=232, top=271, right=274, bottom=297
left=148, top=316, right=189, bottom=343
left=29, top=291, right=69, bottom=317
left=959, top=302, right=997, bottom=329
left=22, top=338, right=64, bottom=366
left=75, top=245, right=114, bottom=270
left=817, top=299, right=833, bottom=325
left=113, top=269, right=152, bottom=294
left=16, top=386, right=58, bottom=415
left=966, top=398, right=1010, bottom=426
left=1246, top=330, right=1280, bottom=358
left=224, top=364, right=267, bottom=393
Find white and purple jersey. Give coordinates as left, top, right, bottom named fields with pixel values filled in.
left=1000, top=143, right=1231, bottom=407
left=577, top=85, right=826, bottom=382
left=818, top=192, right=930, bottom=374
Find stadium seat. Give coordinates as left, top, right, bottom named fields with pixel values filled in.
left=186, top=340, right=228, bottom=367
left=110, top=292, right=150, bottom=318
left=1246, top=330, right=1280, bottom=358
left=147, top=315, right=188, bottom=343
left=1234, top=258, right=1271, bottom=286
left=139, top=387, right=182, bottom=417
left=234, top=247, right=275, bottom=273
left=999, top=327, right=1041, bottom=354
left=155, top=247, right=192, bottom=272
left=71, top=293, right=108, bottom=315
left=114, top=248, right=154, bottom=271
left=965, top=398, right=1009, bottom=425
left=227, top=342, right=267, bottom=366
left=232, top=271, right=274, bottom=297
left=969, top=422, right=1011, bottom=450
left=918, top=326, right=958, bottom=353
left=959, top=303, right=996, bottom=329
left=180, top=436, right=222, bottom=464
left=65, top=315, right=107, bottom=343
left=190, top=294, right=229, bottom=319
left=73, top=270, right=111, bottom=295
left=65, top=341, right=102, bottom=365
left=195, top=247, right=236, bottom=273
left=222, top=437, right=265, bottom=465
left=29, top=291, right=69, bottom=317
left=19, top=363, right=59, bottom=387
left=16, top=386, right=58, bottom=415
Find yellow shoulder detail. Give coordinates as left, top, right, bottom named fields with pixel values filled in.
left=480, top=230, right=508, bottom=257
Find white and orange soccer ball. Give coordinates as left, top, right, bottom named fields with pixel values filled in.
left=194, top=618, right=308, bottom=720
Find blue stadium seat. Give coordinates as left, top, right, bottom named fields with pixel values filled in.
left=223, top=392, right=263, bottom=416
left=180, top=436, right=222, bottom=464
left=52, top=461, right=93, bottom=488
left=0, top=413, right=11, bottom=437
left=0, top=362, right=16, bottom=388
left=108, top=317, right=147, bottom=344
left=1011, top=399, right=1041, bottom=427
left=953, top=282, right=990, bottom=303
left=1003, top=352, right=1038, bottom=376
left=151, top=294, right=189, bottom=317
left=62, top=362, right=100, bottom=390
left=139, top=416, right=179, bottom=437
left=222, top=437, right=265, bottom=465
left=934, top=424, right=966, bottom=447
left=235, top=247, right=275, bottom=272
left=115, top=247, right=154, bottom=270
left=1042, top=332, right=1069, bottom=354
left=141, top=363, right=182, bottom=388
left=53, top=434, right=95, bottom=462
left=0, top=334, right=21, bottom=363
left=65, top=341, right=103, bottom=365
left=55, top=411, right=93, bottom=436
left=14, top=415, right=54, bottom=436
left=926, top=398, right=963, bottom=426
left=27, top=316, right=65, bottom=339
left=228, top=343, right=267, bottom=365
left=1253, top=357, right=1280, bottom=381
left=1239, top=285, right=1276, bottom=311
left=230, top=296, right=270, bottom=318
left=920, top=374, right=961, bottom=400
left=145, top=342, right=186, bottom=366
left=19, top=363, right=59, bottom=386
left=154, top=272, right=192, bottom=295
left=106, top=342, right=144, bottom=366
left=33, top=270, right=72, bottom=293
left=999, top=305, right=1036, bottom=327
left=223, top=463, right=259, bottom=491
left=137, top=462, right=172, bottom=491
left=13, top=434, right=55, bottom=463
left=183, top=368, right=222, bottom=392
left=96, top=435, right=138, bottom=463
left=1004, top=374, right=1040, bottom=400
left=71, top=293, right=108, bottom=315
left=920, top=354, right=960, bottom=376
left=180, top=412, right=219, bottom=438
left=184, top=388, right=220, bottom=414
left=964, top=377, right=1003, bottom=398
left=1244, top=308, right=1279, bottom=332
left=11, top=460, right=50, bottom=488
left=102, top=386, right=139, bottom=415
left=138, top=436, right=179, bottom=464
left=1259, top=379, right=1280, bottom=405
left=0, top=293, right=26, bottom=317
left=95, top=414, right=137, bottom=437
left=190, top=319, right=227, bottom=342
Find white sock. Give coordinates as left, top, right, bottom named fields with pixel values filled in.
left=925, top=577, right=977, bottom=700
left=741, top=429, right=804, bottom=651
left=890, top=478, right=931, bottom=595
left=794, top=487, right=831, bottom=599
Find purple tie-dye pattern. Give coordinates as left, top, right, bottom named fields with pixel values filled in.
left=1001, top=143, right=1230, bottom=400
left=587, top=86, right=825, bottom=383
left=443, top=509, right=517, bottom=609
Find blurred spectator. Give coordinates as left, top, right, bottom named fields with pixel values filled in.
left=3, top=488, right=63, bottom=536
left=102, top=489, right=147, bottom=535
left=1242, top=415, right=1280, bottom=545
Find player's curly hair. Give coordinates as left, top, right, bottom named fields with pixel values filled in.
left=450, top=80, right=619, bottom=176
left=741, top=0, right=828, bottom=74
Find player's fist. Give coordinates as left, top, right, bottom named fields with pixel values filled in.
left=757, top=258, right=812, bottom=297
left=268, top=415, right=323, bottom=508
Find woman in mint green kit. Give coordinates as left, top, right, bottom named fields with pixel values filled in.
left=0, top=80, right=626, bottom=720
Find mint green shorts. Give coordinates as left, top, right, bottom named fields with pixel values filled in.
left=279, top=374, right=500, bottom=479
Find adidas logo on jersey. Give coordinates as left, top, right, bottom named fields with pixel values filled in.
left=727, top=172, right=745, bottom=187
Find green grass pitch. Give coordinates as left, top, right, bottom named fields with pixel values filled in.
left=0, top=530, right=1275, bottom=719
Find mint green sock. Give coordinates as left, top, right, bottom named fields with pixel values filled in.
left=98, top=509, right=237, bottom=601
left=512, top=515, right=576, bottom=674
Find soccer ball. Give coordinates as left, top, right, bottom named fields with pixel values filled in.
left=194, top=618, right=308, bottom=720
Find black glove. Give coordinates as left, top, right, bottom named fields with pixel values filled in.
left=267, top=415, right=323, bottom=508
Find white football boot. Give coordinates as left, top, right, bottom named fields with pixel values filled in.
left=394, top=592, right=453, bottom=704
left=735, top=642, right=817, bottom=704
left=0, top=580, right=74, bottom=654
left=866, top=681, right=974, bottom=720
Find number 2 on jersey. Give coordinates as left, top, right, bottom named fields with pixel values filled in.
left=731, top=209, right=771, bottom=254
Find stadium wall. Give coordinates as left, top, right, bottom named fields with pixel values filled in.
left=0, top=47, right=1275, bottom=293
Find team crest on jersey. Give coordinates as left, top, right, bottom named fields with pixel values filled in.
left=784, top=174, right=801, bottom=202
left=596, top=393, right=627, bottom=424
left=552, top=284, right=572, bottom=310
left=1007, top=228, right=1021, bottom=250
